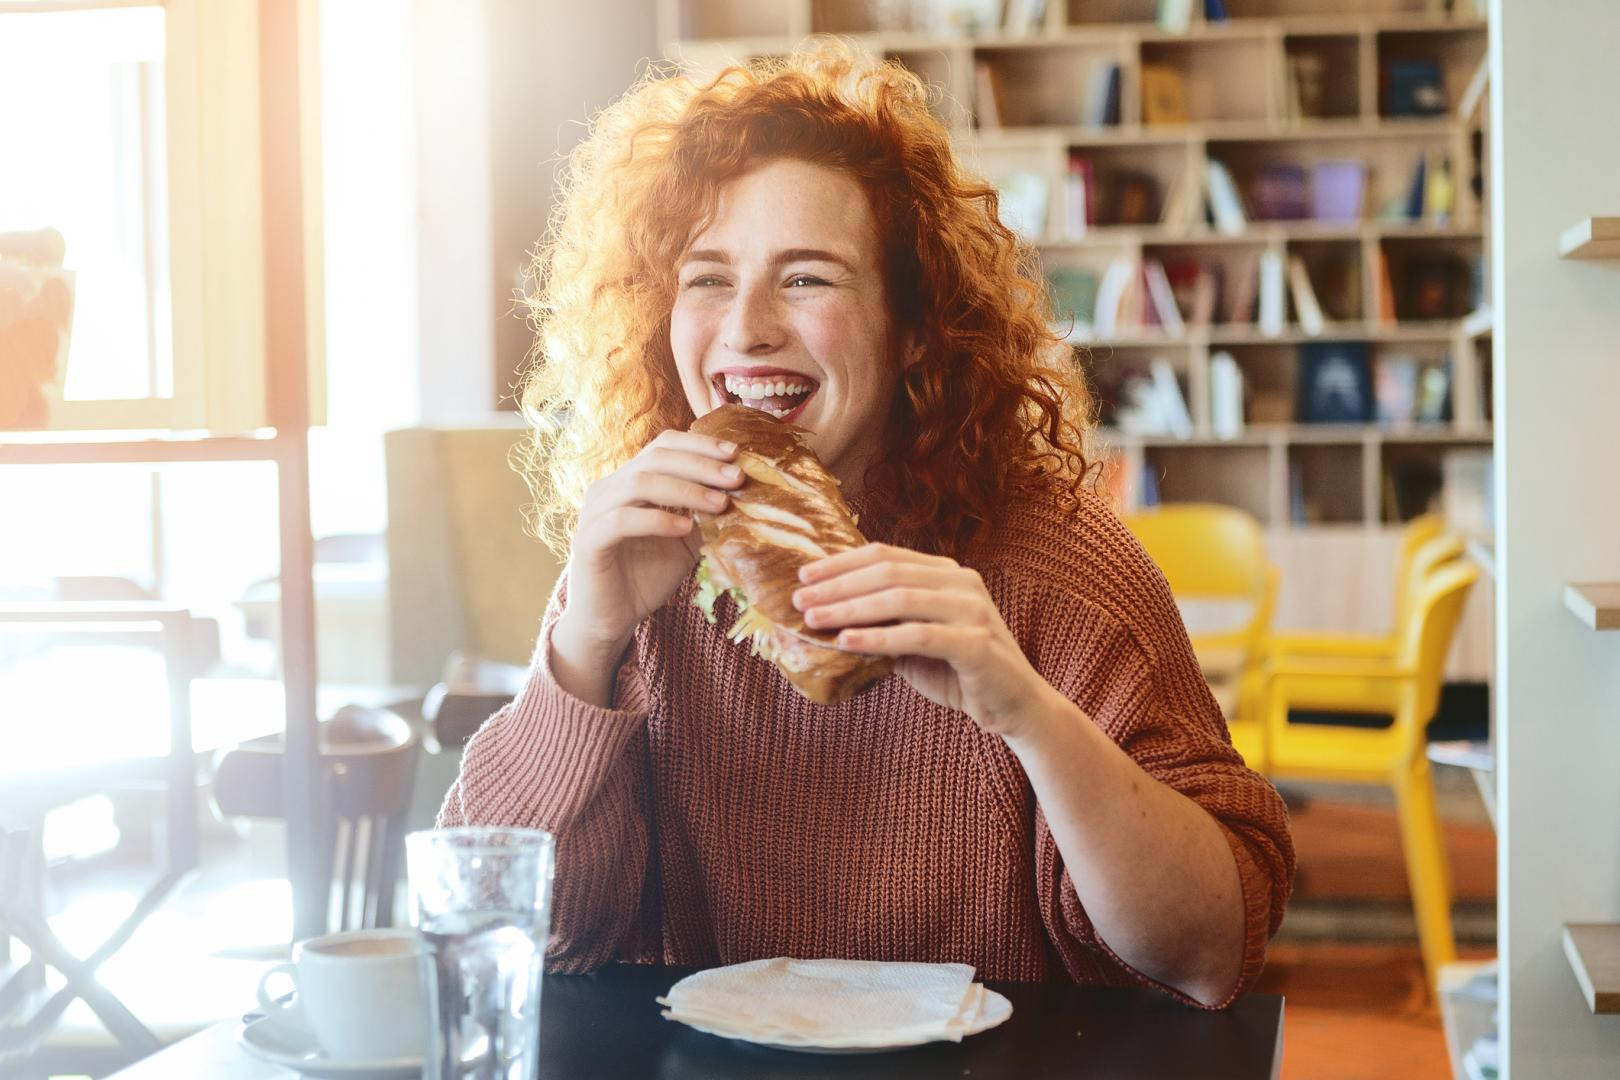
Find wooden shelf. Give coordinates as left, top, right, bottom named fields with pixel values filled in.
left=1065, top=319, right=1476, bottom=347
left=1563, top=924, right=1620, bottom=1014
left=1564, top=583, right=1620, bottom=630
left=1558, top=217, right=1620, bottom=259
left=1038, top=221, right=1481, bottom=249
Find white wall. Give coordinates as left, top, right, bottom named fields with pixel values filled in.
left=1492, top=1, right=1620, bottom=1075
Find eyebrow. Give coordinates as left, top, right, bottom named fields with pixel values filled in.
left=682, top=247, right=857, bottom=272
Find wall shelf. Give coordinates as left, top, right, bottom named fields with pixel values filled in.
left=1563, top=583, right=1620, bottom=630
left=1563, top=924, right=1620, bottom=1014
left=1558, top=217, right=1620, bottom=259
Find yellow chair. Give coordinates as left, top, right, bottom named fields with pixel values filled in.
left=1262, top=558, right=1481, bottom=990
left=1122, top=503, right=1280, bottom=770
left=1269, top=513, right=1450, bottom=663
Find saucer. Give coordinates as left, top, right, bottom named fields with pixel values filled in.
left=673, top=987, right=1014, bottom=1054
left=236, top=1015, right=423, bottom=1080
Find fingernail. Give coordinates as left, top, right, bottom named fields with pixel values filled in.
left=708, top=490, right=727, bottom=506
left=722, top=465, right=742, bottom=481
left=719, top=441, right=737, bottom=454
left=790, top=589, right=806, bottom=608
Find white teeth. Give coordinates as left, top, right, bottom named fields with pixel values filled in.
left=721, top=374, right=814, bottom=401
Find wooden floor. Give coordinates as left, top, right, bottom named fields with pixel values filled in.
left=1255, top=774, right=1497, bottom=1080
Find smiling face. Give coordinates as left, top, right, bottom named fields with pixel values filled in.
left=671, top=158, right=904, bottom=492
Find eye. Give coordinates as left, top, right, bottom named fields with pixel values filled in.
left=785, top=274, right=829, bottom=288
left=683, top=274, right=727, bottom=289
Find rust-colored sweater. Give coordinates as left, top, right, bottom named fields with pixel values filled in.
left=439, top=485, right=1294, bottom=1007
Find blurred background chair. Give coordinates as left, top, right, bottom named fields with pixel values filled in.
left=1267, top=513, right=1451, bottom=666
left=209, top=706, right=420, bottom=933
left=384, top=426, right=566, bottom=809
left=1262, top=558, right=1481, bottom=991
left=1122, top=503, right=1280, bottom=770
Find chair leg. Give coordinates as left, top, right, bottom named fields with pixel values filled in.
left=1392, top=761, right=1457, bottom=991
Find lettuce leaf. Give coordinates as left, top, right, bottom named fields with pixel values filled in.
left=692, top=555, right=748, bottom=625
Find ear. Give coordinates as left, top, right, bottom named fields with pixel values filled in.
left=899, top=331, right=925, bottom=368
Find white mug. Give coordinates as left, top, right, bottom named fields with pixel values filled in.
left=256, top=927, right=427, bottom=1062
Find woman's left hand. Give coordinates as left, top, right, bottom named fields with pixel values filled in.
left=794, top=543, right=1055, bottom=738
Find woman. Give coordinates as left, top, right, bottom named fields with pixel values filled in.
left=440, top=42, right=1293, bottom=1009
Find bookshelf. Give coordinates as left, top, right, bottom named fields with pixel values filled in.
left=661, top=0, right=1493, bottom=677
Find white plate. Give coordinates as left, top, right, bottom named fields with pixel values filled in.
left=671, top=986, right=1014, bottom=1054
left=236, top=1015, right=423, bottom=1080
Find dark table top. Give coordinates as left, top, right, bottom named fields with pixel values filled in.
left=539, top=964, right=1284, bottom=1080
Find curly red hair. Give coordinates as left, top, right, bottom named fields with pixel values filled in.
left=519, top=39, right=1096, bottom=558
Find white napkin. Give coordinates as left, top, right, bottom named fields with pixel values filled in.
left=657, top=957, right=1011, bottom=1049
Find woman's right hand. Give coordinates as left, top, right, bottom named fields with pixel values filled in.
left=549, top=430, right=744, bottom=705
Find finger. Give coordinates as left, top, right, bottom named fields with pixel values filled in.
left=792, top=561, right=965, bottom=611
left=836, top=622, right=989, bottom=660
left=802, top=586, right=974, bottom=632
left=620, top=470, right=734, bottom=517
left=647, top=429, right=739, bottom=461
left=638, top=447, right=746, bottom=490
left=577, top=505, right=693, bottom=555
left=799, top=542, right=951, bottom=584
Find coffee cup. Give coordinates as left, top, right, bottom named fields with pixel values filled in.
left=255, top=927, right=427, bottom=1062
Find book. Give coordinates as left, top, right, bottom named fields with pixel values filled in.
left=994, top=171, right=1049, bottom=240
left=1187, top=266, right=1217, bottom=327
left=1209, top=350, right=1244, bottom=439
left=1048, top=267, right=1100, bottom=333
left=1204, top=0, right=1227, bottom=21
left=1158, top=164, right=1201, bottom=233
left=1257, top=249, right=1287, bottom=337
left=974, top=60, right=1003, bottom=130
left=1250, top=162, right=1311, bottom=221
left=1373, top=354, right=1419, bottom=427
left=1283, top=52, right=1329, bottom=121
left=1416, top=362, right=1451, bottom=422
left=1144, top=259, right=1186, bottom=335
left=1371, top=247, right=1396, bottom=326
left=1093, top=255, right=1139, bottom=338
left=1386, top=57, right=1447, bottom=117
left=1108, top=169, right=1161, bottom=226
left=1204, top=159, right=1247, bottom=235
left=1084, top=62, right=1122, bottom=127
left=1403, top=152, right=1428, bottom=220
left=1286, top=255, right=1326, bottom=336
left=1151, top=358, right=1195, bottom=439
left=1298, top=340, right=1373, bottom=423
left=1311, top=160, right=1366, bottom=223
left=1424, top=151, right=1454, bottom=224
left=1225, top=251, right=1259, bottom=325
left=1063, top=155, right=1092, bottom=238
left=1157, top=0, right=1194, bottom=33
left=1399, top=253, right=1470, bottom=320
left=1140, top=64, right=1189, bottom=126
left=1003, top=0, right=1047, bottom=36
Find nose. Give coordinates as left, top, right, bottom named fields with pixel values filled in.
left=720, top=279, right=785, bottom=356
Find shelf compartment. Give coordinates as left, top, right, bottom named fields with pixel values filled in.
left=1563, top=584, right=1620, bottom=631
left=1563, top=924, right=1620, bottom=1014
left=975, top=43, right=1124, bottom=129
left=1144, top=443, right=1274, bottom=523
left=1558, top=217, right=1620, bottom=259
left=1288, top=442, right=1365, bottom=524
left=1140, top=38, right=1272, bottom=126
left=1376, top=27, right=1487, bottom=121
left=1281, top=34, right=1362, bottom=122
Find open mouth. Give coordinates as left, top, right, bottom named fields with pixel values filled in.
left=713, top=372, right=819, bottom=423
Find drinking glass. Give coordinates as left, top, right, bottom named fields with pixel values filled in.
left=406, top=827, right=556, bottom=1080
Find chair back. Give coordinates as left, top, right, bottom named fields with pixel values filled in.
left=1396, top=532, right=1465, bottom=629
left=210, top=706, right=420, bottom=933
left=1391, top=513, right=1446, bottom=620
left=1394, top=560, right=1481, bottom=748
left=1122, top=503, right=1280, bottom=655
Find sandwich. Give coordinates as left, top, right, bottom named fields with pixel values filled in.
left=688, top=404, right=893, bottom=705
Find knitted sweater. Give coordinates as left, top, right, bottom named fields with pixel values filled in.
left=439, top=485, right=1294, bottom=1006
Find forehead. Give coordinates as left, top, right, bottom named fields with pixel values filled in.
left=689, top=158, right=880, bottom=260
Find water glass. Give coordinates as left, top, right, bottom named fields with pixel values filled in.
left=406, top=827, right=556, bottom=1080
